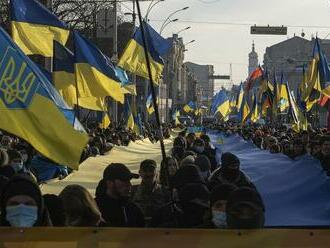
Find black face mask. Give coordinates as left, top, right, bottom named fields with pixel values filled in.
left=223, top=168, right=239, bottom=181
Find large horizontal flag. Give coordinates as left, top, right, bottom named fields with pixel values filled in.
left=53, top=41, right=105, bottom=111
left=74, top=31, right=124, bottom=103
left=0, top=27, right=88, bottom=169
left=118, top=22, right=171, bottom=84
left=10, top=0, right=69, bottom=57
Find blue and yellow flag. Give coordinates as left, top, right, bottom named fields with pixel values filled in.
left=276, top=73, right=289, bottom=113
left=251, top=94, right=260, bottom=123
left=118, top=22, right=171, bottom=84
left=236, top=83, right=244, bottom=110
left=215, top=90, right=230, bottom=120
left=10, top=0, right=69, bottom=57
left=97, top=111, right=111, bottom=129
left=0, top=28, right=88, bottom=169
left=238, top=93, right=250, bottom=124
left=115, top=67, right=137, bottom=96
left=74, top=31, right=124, bottom=103
left=314, top=38, right=330, bottom=97
left=53, top=41, right=105, bottom=111
left=146, top=93, right=155, bottom=114
left=183, top=101, right=196, bottom=113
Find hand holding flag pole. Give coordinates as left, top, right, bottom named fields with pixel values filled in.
left=135, top=0, right=166, bottom=160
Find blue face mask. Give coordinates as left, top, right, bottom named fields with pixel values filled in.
left=212, top=210, right=227, bottom=228
left=11, top=162, right=23, bottom=173
left=6, top=204, right=38, bottom=227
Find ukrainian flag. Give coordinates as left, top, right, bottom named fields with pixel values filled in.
left=278, top=74, right=290, bottom=113
left=115, top=66, right=137, bottom=95
left=251, top=94, right=260, bottom=123
left=314, top=38, right=330, bottom=97
left=118, top=22, right=171, bottom=84
left=146, top=93, right=155, bottom=114
left=304, top=46, right=321, bottom=111
left=183, top=101, right=196, bottom=113
left=10, top=0, right=69, bottom=57
left=97, top=111, right=111, bottom=129
left=74, top=31, right=124, bottom=103
left=215, top=90, right=230, bottom=120
left=53, top=41, right=105, bottom=111
left=0, top=27, right=88, bottom=169
left=236, top=83, right=244, bottom=110
left=239, top=94, right=250, bottom=123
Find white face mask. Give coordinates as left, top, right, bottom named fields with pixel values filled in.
left=212, top=210, right=227, bottom=228
left=6, top=204, right=38, bottom=227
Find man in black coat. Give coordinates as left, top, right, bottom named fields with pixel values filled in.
left=95, top=163, right=145, bottom=227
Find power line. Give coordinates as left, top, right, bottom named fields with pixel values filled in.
left=150, top=19, right=330, bottom=29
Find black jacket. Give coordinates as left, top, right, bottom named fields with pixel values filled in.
left=96, top=194, right=145, bottom=227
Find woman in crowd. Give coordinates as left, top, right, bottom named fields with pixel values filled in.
left=59, top=184, right=103, bottom=227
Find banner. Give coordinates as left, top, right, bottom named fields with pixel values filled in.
left=209, top=131, right=330, bottom=227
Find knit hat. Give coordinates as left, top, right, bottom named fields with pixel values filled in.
left=178, top=183, right=210, bottom=208
left=221, top=152, right=240, bottom=168
left=173, top=164, right=205, bottom=189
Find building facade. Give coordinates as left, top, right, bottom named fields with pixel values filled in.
left=248, top=41, right=259, bottom=76
left=185, top=62, right=215, bottom=108
left=263, top=35, right=330, bottom=127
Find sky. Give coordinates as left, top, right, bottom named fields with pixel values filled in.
left=120, top=0, right=330, bottom=92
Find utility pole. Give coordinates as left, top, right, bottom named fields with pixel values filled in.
left=112, top=0, right=118, bottom=123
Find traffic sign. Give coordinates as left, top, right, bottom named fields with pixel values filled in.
left=250, top=25, right=287, bottom=35
left=209, top=75, right=231, bottom=80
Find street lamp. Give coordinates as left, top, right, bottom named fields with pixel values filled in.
left=159, top=6, right=189, bottom=34
left=160, top=18, right=178, bottom=34
left=145, top=0, right=165, bottom=20
left=184, top=39, right=195, bottom=46
left=176, top=26, right=191, bottom=35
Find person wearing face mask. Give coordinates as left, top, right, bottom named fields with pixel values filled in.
left=208, top=152, right=256, bottom=190
left=194, top=155, right=211, bottom=182
left=203, top=183, right=237, bottom=228
left=6, top=149, right=25, bottom=174
left=226, top=187, right=265, bottom=229
left=0, top=174, right=52, bottom=227
left=131, top=160, right=170, bottom=225
left=95, top=163, right=145, bottom=227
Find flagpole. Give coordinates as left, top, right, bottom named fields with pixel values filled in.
left=135, top=0, right=166, bottom=160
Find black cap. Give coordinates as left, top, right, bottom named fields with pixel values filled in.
left=221, top=152, right=240, bottom=168
left=103, top=163, right=139, bottom=181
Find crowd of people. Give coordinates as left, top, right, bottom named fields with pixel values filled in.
left=0, top=124, right=266, bottom=229
left=0, top=121, right=171, bottom=182
left=215, top=123, right=330, bottom=175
